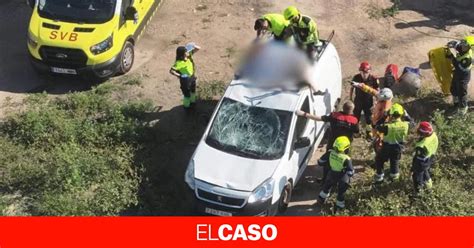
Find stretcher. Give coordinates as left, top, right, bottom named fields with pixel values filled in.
left=428, top=47, right=453, bottom=94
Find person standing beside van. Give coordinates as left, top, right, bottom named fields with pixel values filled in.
left=447, top=38, right=472, bottom=115
left=296, top=100, right=359, bottom=151
left=169, top=43, right=201, bottom=109
left=411, top=122, right=438, bottom=193
left=350, top=62, right=379, bottom=127
left=317, top=136, right=354, bottom=210
left=373, top=104, right=410, bottom=183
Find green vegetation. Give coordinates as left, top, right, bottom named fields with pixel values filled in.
left=327, top=111, right=473, bottom=216
left=0, top=84, right=155, bottom=216
left=368, top=0, right=401, bottom=19
left=197, top=80, right=227, bottom=100
left=0, top=79, right=471, bottom=216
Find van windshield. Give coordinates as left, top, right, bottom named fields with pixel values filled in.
left=206, top=97, right=292, bottom=160
left=37, top=0, right=116, bottom=24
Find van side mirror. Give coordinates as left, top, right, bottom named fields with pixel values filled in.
left=125, top=7, right=138, bottom=22
left=27, top=0, right=35, bottom=8
left=294, top=137, right=311, bottom=149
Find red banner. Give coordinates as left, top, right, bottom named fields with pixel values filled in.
left=0, top=217, right=472, bottom=248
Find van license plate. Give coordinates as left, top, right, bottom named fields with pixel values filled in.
left=51, top=67, right=77, bottom=75
left=205, top=207, right=232, bottom=216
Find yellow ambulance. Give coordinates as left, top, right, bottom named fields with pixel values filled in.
left=26, top=0, right=159, bottom=79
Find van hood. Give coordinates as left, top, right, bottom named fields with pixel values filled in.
left=34, top=17, right=115, bottom=48
left=193, top=142, right=280, bottom=192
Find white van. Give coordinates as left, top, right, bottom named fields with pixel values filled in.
left=185, top=43, right=342, bottom=216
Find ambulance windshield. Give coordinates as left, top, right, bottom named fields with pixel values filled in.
left=37, top=0, right=116, bottom=24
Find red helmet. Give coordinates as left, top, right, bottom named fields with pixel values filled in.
left=418, top=121, right=433, bottom=136
left=359, top=61, right=371, bottom=72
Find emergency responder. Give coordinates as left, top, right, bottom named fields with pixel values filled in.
left=411, top=122, right=438, bottom=192
left=447, top=38, right=472, bottom=115
left=254, top=13, right=292, bottom=41
left=169, top=43, right=201, bottom=109
left=373, top=103, right=410, bottom=183
left=350, top=62, right=380, bottom=127
left=371, top=88, right=394, bottom=152
left=296, top=100, right=359, bottom=151
left=283, top=6, right=320, bottom=60
left=317, top=136, right=354, bottom=209
left=297, top=101, right=358, bottom=183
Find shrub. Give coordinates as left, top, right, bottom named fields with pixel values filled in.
left=334, top=112, right=473, bottom=216
left=0, top=83, right=154, bottom=216
left=197, top=80, right=226, bottom=100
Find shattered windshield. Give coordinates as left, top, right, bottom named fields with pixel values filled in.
left=206, top=97, right=292, bottom=160
left=37, top=0, right=116, bottom=24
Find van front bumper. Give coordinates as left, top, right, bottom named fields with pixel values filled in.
left=29, top=54, right=121, bottom=79
left=194, top=196, right=278, bottom=216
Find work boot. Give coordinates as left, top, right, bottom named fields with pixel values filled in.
left=374, top=173, right=384, bottom=183
left=389, top=173, right=400, bottom=181
left=459, top=106, right=468, bottom=116
left=183, top=97, right=191, bottom=108
left=335, top=200, right=345, bottom=209
left=318, top=191, right=329, bottom=204
left=425, top=179, right=433, bottom=189
left=452, top=96, right=459, bottom=108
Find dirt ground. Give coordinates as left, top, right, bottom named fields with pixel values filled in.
left=0, top=0, right=473, bottom=215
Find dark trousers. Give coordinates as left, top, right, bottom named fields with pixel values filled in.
left=375, top=143, right=402, bottom=176
left=353, top=102, right=372, bottom=125
left=451, top=72, right=470, bottom=108
left=411, top=157, right=434, bottom=191
left=179, top=76, right=196, bottom=97
left=297, top=42, right=318, bottom=60
left=321, top=171, right=350, bottom=202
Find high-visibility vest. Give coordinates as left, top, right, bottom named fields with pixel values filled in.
left=262, top=13, right=289, bottom=37
left=455, top=49, right=473, bottom=71
left=329, top=150, right=350, bottom=172
left=383, top=119, right=409, bottom=144
left=172, top=57, right=194, bottom=76
left=291, top=15, right=318, bottom=44
left=416, top=133, right=439, bottom=158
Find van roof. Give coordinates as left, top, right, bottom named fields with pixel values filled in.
left=224, top=80, right=305, bottom=112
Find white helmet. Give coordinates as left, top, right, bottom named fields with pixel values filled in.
left=378, top=88, right=393, bottom=101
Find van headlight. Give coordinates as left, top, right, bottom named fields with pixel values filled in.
left=90, top=35, right=113, bottom=55
left=27, top=31, right=38, bottom=49
left=248, top=178, right=274, bottom=203
left=184, top=160, right=196, bottom=190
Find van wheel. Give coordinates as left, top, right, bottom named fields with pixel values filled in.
left=278, top=182, right=292, bottom=213
left=118, top=41, right=134, bottom=74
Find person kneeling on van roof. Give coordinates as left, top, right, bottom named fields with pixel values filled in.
left=254, top=13, right=292, bottom=41
left=169, top=43, right=201, bottom=109
left=317, top=136, right=354, bottom=209
left=373, top=103, right=410, bottom=183
left=411, top=122, right=438, bottom=193
left=283, top=6, right=320, bottom=60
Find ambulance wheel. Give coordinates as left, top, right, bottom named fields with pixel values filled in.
left=118, top=41, right=134, bottom=74
left=278, top=182, right=292, bottom=213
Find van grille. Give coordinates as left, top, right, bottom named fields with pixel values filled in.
left=39, top=46, right=88, bottom=68
left=197, top=189, right=246, bottom=207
